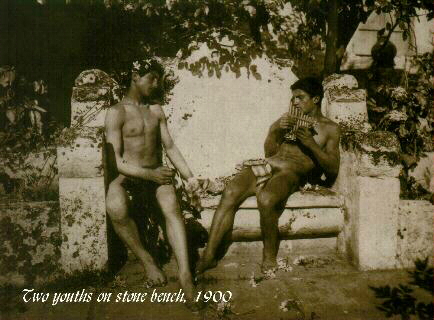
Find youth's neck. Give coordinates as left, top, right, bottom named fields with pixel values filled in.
left=124, top=87, right=148, bottom=105
left=308, top=106, right=323, bottom=119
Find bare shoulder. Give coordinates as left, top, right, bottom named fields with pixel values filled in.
left=319, top=116, right=341, bottom=139
left=149, top=104, right=166, bottom=120
left=105, top=102, right=125, bottom=126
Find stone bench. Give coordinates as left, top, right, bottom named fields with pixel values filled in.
left=56, top=71, right=410, bottom=274
left=200, top=191, right=344, bottom=242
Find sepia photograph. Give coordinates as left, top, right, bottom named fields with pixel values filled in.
left=0, top=0, right=433, bottom=319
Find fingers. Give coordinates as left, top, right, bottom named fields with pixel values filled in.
left=159, top=166, right=175, bottom=177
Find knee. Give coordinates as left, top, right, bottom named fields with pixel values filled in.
left=106, top=194, right=128, bottom=223
left=257, top=192, right=280, bottom=210
left=221, top=184, right=243, bottom=206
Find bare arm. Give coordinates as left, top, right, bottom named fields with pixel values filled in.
left=104, top=105, right=157, bottom=181
left=264, top=118, right=285, bottom=158
left=156, top=105, right=194, bottom=180
left=296, top=124, right=341, bottom=182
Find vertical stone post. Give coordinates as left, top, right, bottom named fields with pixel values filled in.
left=323, top=74, right=401, bottom=270
left=57, top=70, right=118, bottom=273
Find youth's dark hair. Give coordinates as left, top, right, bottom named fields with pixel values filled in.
left=290, top=77, right=323, bottom=102
left=112, top=58, right=178, bottom=105
left=121, top=59, right=165, bottom=89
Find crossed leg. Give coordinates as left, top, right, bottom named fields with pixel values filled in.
left=196, top=168, right=256, bottom=275
left=256, top=171, right=300, bottom=272
left=106, top=177, right=167, bottom=287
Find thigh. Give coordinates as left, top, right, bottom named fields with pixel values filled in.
left=257, top=172, right=299, bottom=210
left=222, top=168, right=257, bottom=202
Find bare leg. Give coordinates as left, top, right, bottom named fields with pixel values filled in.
left=257, top=172, right=299, bottom=272
left=155, top=184, right=196, bottom=301
left=196, top=169, right=256, bottom=274
left=106, top=178, right=166, bottom=286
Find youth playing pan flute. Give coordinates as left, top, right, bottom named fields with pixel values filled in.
left=196, top=77, right=341, bottom=275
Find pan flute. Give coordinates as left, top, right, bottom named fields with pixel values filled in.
left=284, top=106, right=317, bottom=142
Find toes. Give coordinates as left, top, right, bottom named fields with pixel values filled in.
left=185, top=300, right=206, bottom=313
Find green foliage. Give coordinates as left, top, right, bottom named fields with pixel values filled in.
left=370, top=258, right=433, bottom=320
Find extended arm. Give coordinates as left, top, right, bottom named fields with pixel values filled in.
left=105, top=106, right=156, bottom=181
left=264, top=119, right=285, bottom=158
left=156, top=106, right=194, bottom=181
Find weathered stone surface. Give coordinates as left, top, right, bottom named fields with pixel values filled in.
left=71, top=69, right=120, bottom=128
left=357, top=131, right=401, bottom=178
left=200, top=207, right=344, bottom=241
left=202, top=191, right=344, bottom=209
left=59, top=177, right=108, bottom=273
left=0, top=201, right=61, bottom=286
left=0, top=149, right=58, bottom=194
left=57, top=127, right=104, bottom=178
left=396, top=200, right=433, bottom=268
left=324, top=89, right=367, bottom=126
left=408, top=152, right=434, bottom=192
left=71, top=100, right=108, bottom=128
left=356, top=176, right=400, bottom=270
left=322, top=74, right=358, bottom=91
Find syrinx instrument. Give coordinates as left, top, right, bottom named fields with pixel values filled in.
left=284, top=106, right=317, bottom=142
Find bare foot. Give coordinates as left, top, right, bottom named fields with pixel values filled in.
left=261, top=259, right=278, bottom=274
left=195, top=254, right=218, bottom=275
left=179, top=271, right=195, bottom=301
left=179, top=271, right=206, bottom=313
left=144, top=264, right=167, bottom=287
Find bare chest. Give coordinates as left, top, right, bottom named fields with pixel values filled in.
left=312, top=123, right=328, bottom=148
left=122, top=105, right=159, bottom=138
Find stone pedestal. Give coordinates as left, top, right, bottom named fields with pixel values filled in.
left=324, top=74, right=402, bottom=270
left=57, top=69, right=118, bottom=274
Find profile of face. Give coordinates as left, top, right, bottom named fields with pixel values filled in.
left=290, top=89, right=319, bottom=115
left=132, top=71, right=160, bottom=97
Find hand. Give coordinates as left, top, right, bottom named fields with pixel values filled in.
left=279, top=113, right=297, bottom=130
left=185, top=177, right=201, bottom=194
left=150, top=166, right=175, bottom=185
left=296, top=127, right=317, bottom=148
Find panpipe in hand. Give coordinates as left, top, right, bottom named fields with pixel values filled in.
left=284, top=106, right=317, bottom=142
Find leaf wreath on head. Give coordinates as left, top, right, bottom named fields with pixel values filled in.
left=114, top=56, right=178, bottom=104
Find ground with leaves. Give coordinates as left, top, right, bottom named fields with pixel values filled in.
left=1, top=244, right=422, bottom=320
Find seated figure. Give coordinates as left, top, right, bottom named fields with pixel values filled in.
left=105, top=58, right=203, bottom=310
left=196, top=77, right=341, bottom=274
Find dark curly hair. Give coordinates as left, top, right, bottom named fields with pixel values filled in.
left=112, top=57, right=178, bottom=105
left=290, top=77, right=323, bottom=103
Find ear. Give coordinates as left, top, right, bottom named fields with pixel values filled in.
left=313, top=96, right=320, bottom=104
left=131, top=72, right=140, bottom=82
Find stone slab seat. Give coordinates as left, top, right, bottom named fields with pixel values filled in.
left=200, top=190, right=345, bottom=242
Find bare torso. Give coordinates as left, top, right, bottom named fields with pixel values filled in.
left=267, top=116, right=333, bottom=176
left=120, top=102, right=162, bottom=170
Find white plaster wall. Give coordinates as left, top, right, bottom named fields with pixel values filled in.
left=165, top=58, right=297, bottom=178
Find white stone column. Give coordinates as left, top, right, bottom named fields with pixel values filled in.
left=323, top=74, right=401, bottom=270
left=57, top=70, right=118, bottom=273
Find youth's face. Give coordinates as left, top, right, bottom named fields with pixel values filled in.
left=134, top=72, right=160, bottom=97
left=290, top=89, right=319, bottom=115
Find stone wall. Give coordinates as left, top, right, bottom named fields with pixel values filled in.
left=166, top=57, right=296, bottom=178
left=0, top=201, right=61, bottom=286
left=397, top=200, right=433, bottom=268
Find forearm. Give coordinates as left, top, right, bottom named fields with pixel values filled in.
left=264, top=122, right=284, bottom=157
left=116, top=157, right=155, bottom=180
left=166, top=146, right=193, bottom=180
left=307, top=144, right=339, bottom=178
